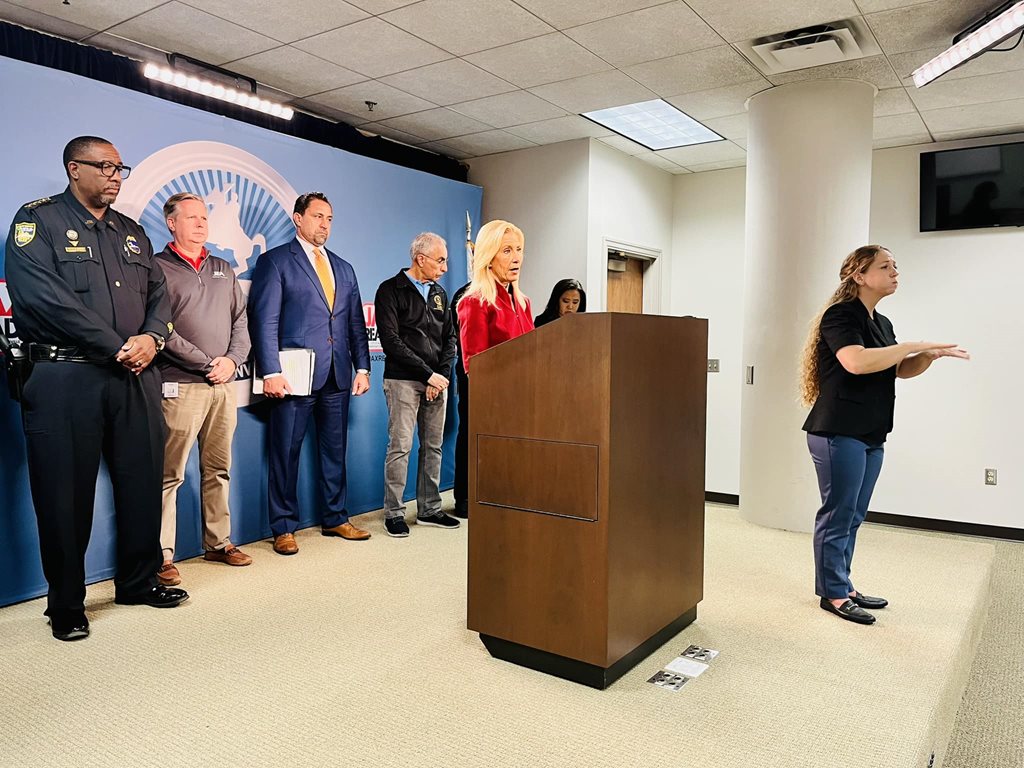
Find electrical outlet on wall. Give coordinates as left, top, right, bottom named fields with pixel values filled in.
left=985, top=468, right=997, bottom=486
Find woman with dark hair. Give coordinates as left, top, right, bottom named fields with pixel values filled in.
left=799, top=245, right=968, bottom=625
left=534, top=279, right=586, bottom=327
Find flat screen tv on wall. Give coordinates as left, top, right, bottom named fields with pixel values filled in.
left=920, top=141, right=1024, bottom=232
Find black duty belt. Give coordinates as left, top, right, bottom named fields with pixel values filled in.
left=27, top=343, right=100, bottom=363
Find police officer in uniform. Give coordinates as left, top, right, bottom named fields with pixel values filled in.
left=5, top=136, right=189, bottom=642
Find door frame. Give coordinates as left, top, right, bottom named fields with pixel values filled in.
left=602, top=237, right=665, bottom=315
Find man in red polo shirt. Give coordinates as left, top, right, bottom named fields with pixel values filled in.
left=153, top=192, right=252, bottom=586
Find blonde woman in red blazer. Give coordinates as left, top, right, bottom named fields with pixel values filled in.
left=457, top=220, right=533, bottom=374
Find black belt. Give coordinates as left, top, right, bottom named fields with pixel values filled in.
left=27, top=343, right=99, bottom=363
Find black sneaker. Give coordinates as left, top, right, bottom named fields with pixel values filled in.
left=417, top=513, right=461, bottom=529
left=385, top=517, right=410, bottom=538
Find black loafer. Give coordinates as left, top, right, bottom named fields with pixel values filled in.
left=820, top=597, right=875, bottom=625
left=114, top=585, right=189, bottom=608
left=452, top=501, right=468, bottom=520
left=48, top=619, right=90, bottom=642
left=850, top=591, right=888, bottom=609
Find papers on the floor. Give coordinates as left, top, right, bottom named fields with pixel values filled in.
left=665, top=656, right=709, bottom=678
left=252, top=348, right=315, bottom=396
left=646, top=645, right=721, bottom=693
left=647, top=671, right=689, bottom=691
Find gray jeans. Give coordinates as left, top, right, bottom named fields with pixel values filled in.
left=383, top=378, right=447, bottom=519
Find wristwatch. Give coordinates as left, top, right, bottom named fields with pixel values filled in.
left=145, top=331, right=166, bottom=352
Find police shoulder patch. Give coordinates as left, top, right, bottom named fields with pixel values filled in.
left=23, top=197, right=53, bottom=210
left=14, top=222, right=36, bottom=247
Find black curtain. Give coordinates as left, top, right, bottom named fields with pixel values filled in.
left=0, top=20, right=468, bottom=182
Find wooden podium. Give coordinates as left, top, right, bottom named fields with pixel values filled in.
left=467, top=312, right=708, bottom=689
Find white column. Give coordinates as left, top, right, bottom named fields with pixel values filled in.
left=739, top=79, right=876, bottom=532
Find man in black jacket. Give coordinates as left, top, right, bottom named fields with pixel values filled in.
left=374, top=233, right=459, bottom=537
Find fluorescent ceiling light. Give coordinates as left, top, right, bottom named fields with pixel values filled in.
left=582, top=99, right=723, bottom=151
left=912, top=1, right=1024, bottom=87
left=143, top=63, right=294, bottom=120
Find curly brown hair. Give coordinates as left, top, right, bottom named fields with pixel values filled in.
left=798, top=245, right=891, bottom=407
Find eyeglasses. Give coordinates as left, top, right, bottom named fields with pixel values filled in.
left=417, top=252, right=447, bottom=266
left=73, top=159, right=132, bottom=179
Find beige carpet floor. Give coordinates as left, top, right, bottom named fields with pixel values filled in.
left=0, top=501, right=998, bottom=768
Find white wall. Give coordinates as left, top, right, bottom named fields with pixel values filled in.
left=670, top=168, right=746, bottom=496
left=466, top=139, right=590, bottom=313
left=586, top=141, right=674, bottom=313
left=867, top=138, right=1023, bottom=529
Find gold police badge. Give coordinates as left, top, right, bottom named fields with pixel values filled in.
left=433, top=295, right=444, bottom=311
left=14, top=222, right=36, bottom=246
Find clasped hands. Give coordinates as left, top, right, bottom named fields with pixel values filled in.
left=115, top=334, right=156, bottom=374
left=426, top=372, right=449, bottom=402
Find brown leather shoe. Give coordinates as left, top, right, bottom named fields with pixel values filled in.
left=273, top=533, right=299, bottom=555
left=322, top=522, right=371, bottom=541
left=157, top=563, right=181, bottom=586
left=204, top=546, right=253, bottom=566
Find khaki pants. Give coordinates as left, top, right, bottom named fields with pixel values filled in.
left=161, top=382, right=237, bottom=556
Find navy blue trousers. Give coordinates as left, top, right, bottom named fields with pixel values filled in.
left=807, top=434, right=885, bottom=599
left=267, top=371, right=350, bottom=536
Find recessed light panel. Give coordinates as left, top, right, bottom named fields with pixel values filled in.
left=582, top=99, right=723, bottom=151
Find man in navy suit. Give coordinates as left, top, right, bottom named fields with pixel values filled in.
left=249, top=192, right=372, bottom=555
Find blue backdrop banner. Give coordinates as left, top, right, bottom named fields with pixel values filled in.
left=0, top=55, right=480, bottom=607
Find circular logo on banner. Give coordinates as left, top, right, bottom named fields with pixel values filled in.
left=118, top=141, right=298, bottom=279
left=119, top=141, right=300, bottom=406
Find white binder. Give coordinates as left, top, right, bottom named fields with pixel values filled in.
left=252, top=348, right=316, bottom=396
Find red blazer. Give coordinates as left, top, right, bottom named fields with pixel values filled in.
left=458, top=287, right=534, bottom=373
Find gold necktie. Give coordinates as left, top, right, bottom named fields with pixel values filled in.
left=313, top=247, right=334, bottom=308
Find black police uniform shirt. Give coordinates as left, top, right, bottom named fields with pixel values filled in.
left=802, top=298, right=898, bottom=445
left=5, top=188, right=172, bottom=358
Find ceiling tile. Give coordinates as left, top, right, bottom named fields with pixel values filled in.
left=82, top=31, right=169, bottom=62
left=564, top=3, right=722, bottom=68
left=449, top=90, right=567, bottom=127
left=421, top=140, right=474, bottom=159
left=359, top=122, right=430, bottom=144
left=874, top=87, right=916, bottom=116
left=597, top=135, right=649, bottom=155
left=503, top=115, right=614, bottom=143
left=307, top=81, right=437, bottom=122
left=382, top=0, right=554, bottom=56
left=378, top=107, right=495, bottom=140
left=178, top=0, right=368, bottom=43
left=703, top=113, right=748, bottom=140
left=3, top=0, right=166, bottom=31
left=767, top=54, right=901, bottom=89
left=855, top=0, right=937, bottom=11
left=0, top=0, right=99, bottom=40
left=294, top=17, right=451, bottom=78
left=931, top=128, right=1024, bottom=142
left=873, top=112, right=928, bottom=139
left=634, top=151, right=691, bottom=173
left=380, top=59, right=517, bottom=105
left=345, top=0, right=420, bottom=13
left=657, top=140, right=746, bottom=165
left=440, top=130, right=538, bottom=155
left=921, top=98, right=1024, bottom=133
left=225, top=47, right=366, bottom=97
left=624, top=45, right=764, bottom=97
left=682, top=0, right=861, bottom=42
left=873, top=134, right=932, bottom=149
left=666, top=80, right=770, bottom=120
left=908, top=70, right=1024, bottom=112
left=511, top=0, right=669, bottom=29
left=106, top=2, right=279, bottom=65
left=685, top=158, right=748, bottom=172
left=733, top=138, right=748, bottom=149
left=864, top=0, right=998, bottom=56
left=529, top=71, right=656, bottom=113
left=465, top=33, right=612, bottom=88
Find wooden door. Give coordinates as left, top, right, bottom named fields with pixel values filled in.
left=607, top=257, right=644, bottom=313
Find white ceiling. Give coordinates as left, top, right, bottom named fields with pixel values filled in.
left=2, top=0, right=1023, bottom=173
